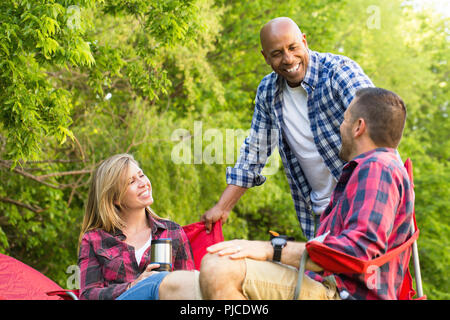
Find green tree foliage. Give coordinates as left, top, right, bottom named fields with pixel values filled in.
left=0, top=0, right=95, bottom=162
left=0, top=0, right=448, bottom=299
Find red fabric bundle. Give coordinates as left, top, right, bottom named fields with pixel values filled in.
left=182, top=221, right=224, bottom=271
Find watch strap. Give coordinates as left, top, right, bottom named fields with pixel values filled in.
left=273, top=245, right=282, bottom=262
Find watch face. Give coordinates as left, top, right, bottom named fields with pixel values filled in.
left=272, top=237, right=286, bottom=246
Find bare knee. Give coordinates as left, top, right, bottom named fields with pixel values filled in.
left=159, top=271, right=197, bottom=300
left=199, top=253, right=246, bottom=299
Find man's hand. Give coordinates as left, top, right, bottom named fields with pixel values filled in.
left=206, top=239, right=272, bottom=261
left=207, top=239, right=322, bottom=271
left=201, top=185, right=248, bottom=233
left=306, top=258, right=324, bottom=272
left=201, top=204, right=230, bottom=234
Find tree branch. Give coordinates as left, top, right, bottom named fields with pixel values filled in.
left=38, top=169, right=93, bottom=180
left=0, top=196, right=44, bottom=214
left=0, top=160, right=93, bottom=190
left=0, top=159, right=83, bottom=165
left=0, top=161, right=61, bottom=189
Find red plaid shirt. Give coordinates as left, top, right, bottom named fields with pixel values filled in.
left=78, top=215, right=195, bottom=300
left=306, top=148, right=414, bottom=299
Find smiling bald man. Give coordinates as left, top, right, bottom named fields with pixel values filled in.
left=202, top=17, right=374, bottom=240
left=260, top=17, right=309, bottom=87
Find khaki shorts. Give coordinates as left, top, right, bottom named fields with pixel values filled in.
left=242, top=258, right=340, bottom=300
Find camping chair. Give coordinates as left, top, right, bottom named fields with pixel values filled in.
left=295, top=158, right=425, bottom=300
left=45, top=220, right=223, bottom=300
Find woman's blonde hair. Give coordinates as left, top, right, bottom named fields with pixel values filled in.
left=78, top=154, right=159, bottom=249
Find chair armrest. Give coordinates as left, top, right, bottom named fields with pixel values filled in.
left=306, top=229, right=419, bottom=275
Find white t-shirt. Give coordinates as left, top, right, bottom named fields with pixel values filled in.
left=135, top=234, right=152, bottom=265
left=282, top=81, right=337, bottom=214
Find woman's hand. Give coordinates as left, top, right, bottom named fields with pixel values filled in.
left=127, top=263, right=161, bottom=290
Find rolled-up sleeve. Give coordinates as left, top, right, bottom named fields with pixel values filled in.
left=226, top=84, right=278, bottom=188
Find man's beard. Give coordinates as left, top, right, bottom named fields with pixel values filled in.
left=338, top=139, right=352, bottom=162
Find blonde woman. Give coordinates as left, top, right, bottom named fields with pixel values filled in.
left=78, top=154, right=195, bottom=300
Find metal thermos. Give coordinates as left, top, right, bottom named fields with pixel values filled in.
left=150, top=238, right=172, bottom=271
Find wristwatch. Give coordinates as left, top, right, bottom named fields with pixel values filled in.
left=271, top=237, right=287, bottom=262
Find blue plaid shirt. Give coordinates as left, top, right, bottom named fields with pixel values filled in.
left=226, top=50, right=374, bottom=239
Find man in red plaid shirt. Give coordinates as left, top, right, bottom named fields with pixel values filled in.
left=201, top=87, right=414, bottom=300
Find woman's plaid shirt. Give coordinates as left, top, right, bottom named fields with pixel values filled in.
left=226, top=49, right=374, bottom=239
left=78, top=215, right=195, bottom=300
left=307, top=148, right=414, bottom=299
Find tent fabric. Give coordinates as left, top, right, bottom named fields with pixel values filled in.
left=0, top=253, right=63, bottom=300
left=306, top=158, right=423, bottom=300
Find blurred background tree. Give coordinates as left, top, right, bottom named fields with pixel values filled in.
left=0, top=0, right=448, bottom=299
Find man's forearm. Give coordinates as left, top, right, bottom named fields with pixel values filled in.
left=280, top=242, right=305, bottom=268
left=274, top=241, right=323, bottom=272
left=217, top=184, right=247, bottom=212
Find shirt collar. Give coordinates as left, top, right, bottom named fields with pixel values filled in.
left=147, top=210, right=167, bottom=233
left=346, top=147, right=395, bottom=167
left=301, top=49, right=319, bottom=91
left=111, top=208, right=167, bottom=238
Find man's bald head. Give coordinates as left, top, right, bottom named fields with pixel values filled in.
left=259, top=17, right=309, bottom=87
left=260, top=17, right=303, bottom=51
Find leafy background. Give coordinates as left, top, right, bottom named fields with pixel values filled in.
left=0, top=0, right=448, bottom=299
